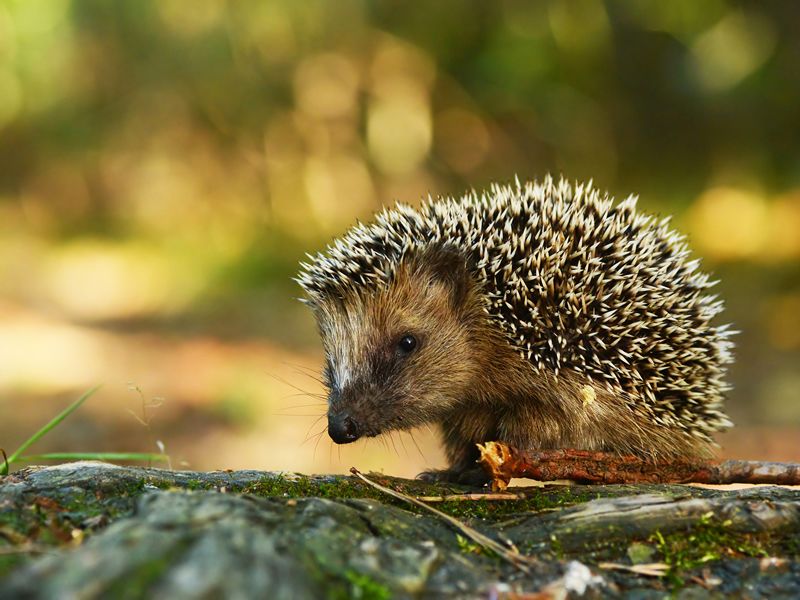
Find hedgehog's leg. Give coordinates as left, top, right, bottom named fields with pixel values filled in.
left=417, top=408, right=497, bottom=486
left=416, top=443, right=486, bottom=485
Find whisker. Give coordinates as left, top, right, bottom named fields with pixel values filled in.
left=284, top=360, right=321, bottom=374
left=275, top=412, right=325, bottom=418
left=304, top=428, right=327, bottom=448
left=408, top=431, right=426, bottom=461
left=303, top=415, right=327, bottom=443
left=280, top=393, right=327, bottom=402
left=281, top=360, right=317, bottom=371
left=398, top=432, right=409, bottom=457
left=267, top=372, right=324, bottom=398
left=282, top=394, right=328, bottom=407
left=295, top=370, right=326, bottom=386
left=280, top=401, right=327, bottom=408
left=282, top=361, right=327, bottom=386
left=310, top=429, right=326, bottom=458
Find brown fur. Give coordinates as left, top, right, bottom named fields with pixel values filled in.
left=312, top=247, right=715, bottom=482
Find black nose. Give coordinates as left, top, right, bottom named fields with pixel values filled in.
left=328, top=413, right=360, bottom=444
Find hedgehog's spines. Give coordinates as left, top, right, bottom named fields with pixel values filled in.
left=299, top=177, right=733, bottom=440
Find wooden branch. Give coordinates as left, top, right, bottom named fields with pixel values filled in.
left=478, top=442, right=800, bottom=490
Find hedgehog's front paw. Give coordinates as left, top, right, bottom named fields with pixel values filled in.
left=416, top=468, right=454, bottom=483
left=416, top=467, right=489, bottom=487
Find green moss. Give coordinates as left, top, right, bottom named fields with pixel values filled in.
left=0, top=502, right=63, bottom=548
left=327, top=570, right=391, bottom=600
left=0, top=552, right=29, bottom=579
left=243, top=475, right=371, bottom=500
left=430, top=487, right=598, bottom=521
left=454, top=533, right=484, bottom=556
left=121, top=478, right=147, bottom=495
left=185, top=479, right=208, bottom=491
left=651, top=514, right=780, bottom=588
left=242, top=475, right=606, bottom=523
left=0, top=484, right=145, bottom=553
left=549, top=533, right=564, bottom=559
left=150, top=479, right=173, bottom=490
left=294, top=533, right=392, bottom=600
left=0, top=510, right=32, bottom=540
left=785, top=535, right=800, bottom=556
left=101, top=551, right=183, bottom=599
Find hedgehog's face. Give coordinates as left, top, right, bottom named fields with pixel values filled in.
left=315, top=250, right=481, bottom=444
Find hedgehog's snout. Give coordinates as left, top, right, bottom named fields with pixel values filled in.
left=328, top=411, right=361, bottom=444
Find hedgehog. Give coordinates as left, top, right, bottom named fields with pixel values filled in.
left=296, top=177, right=734, bottom=483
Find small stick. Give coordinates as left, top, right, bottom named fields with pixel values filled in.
left=598, top=562, right=669, bottom=578
left=479, top=442, right=800, bottom=490
left=349, top=467, right=536, bottom=573
left=415, top=493, right=523, bottom=502
left=0, top=544, right=55, bottom=556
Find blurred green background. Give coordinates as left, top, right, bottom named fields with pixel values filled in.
left=0, top=1, right=798, bottom=476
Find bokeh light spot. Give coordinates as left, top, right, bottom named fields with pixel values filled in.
left=294, top=53, right=360, bottom=120
left=44, top=241, right=202, bottom=321
left=368, top=84, right=432, bottom=175
left=688, top=187, right=768, bottom=260
left=156, top=0, right=224, bottom=37
left=690, top=10, right=776, bottom=92
left=548, top=0, right=610, bottom=54
left=0, top=307, right=104, bottom=391
left=304, top=155, right=375, bottom=232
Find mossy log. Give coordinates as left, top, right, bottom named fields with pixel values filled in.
left=1, top=462, right=799, bottom=598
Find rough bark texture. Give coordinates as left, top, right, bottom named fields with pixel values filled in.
left=1, top=462, right=799, bottom=598
left=478, top=443, right=800, bottom=488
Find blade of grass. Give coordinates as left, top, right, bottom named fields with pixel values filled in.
left=17, top=453, right=169, bottom=463
left=0, top=386, right=101, bottom=475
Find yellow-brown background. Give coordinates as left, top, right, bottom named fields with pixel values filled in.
left=1, top=1, right=798, bottom=477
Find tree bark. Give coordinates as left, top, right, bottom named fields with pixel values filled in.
left=478, top=442, right=800, bottom=488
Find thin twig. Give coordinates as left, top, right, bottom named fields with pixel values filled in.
left=350, top=467, right=536, bottom=573
left=415, top=493, right=523, bottom=502
left=598, top=562, right=670, bottom=578
left=0, top=544, right=56, bottom=556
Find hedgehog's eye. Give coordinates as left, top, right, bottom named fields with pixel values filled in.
left=397, top=334, right=417, bottom=355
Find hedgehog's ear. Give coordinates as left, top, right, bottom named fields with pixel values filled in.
left=414, top=246, right=472, bottom=308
